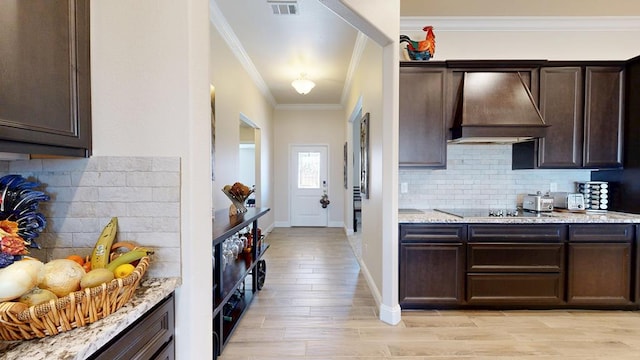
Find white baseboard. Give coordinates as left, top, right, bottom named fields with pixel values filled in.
left=379, top=303, right=402, bottom=325
left=274, top=221, right=345, bottom=228
left=345, top=235, right=400, bottom=326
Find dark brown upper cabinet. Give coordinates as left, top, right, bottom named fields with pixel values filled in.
left=583, top=66, right=624, bottom=168
left=399, top=64, right=447, bottom=168
left=537, top=67, right=584, bottom=168
left=514, top=63, right=624, bottom=169
left=0, top=0, right=91, bottom=157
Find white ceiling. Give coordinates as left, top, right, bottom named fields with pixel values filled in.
left=211, top=0, right=359, bottom=107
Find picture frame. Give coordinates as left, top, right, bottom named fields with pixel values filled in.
left=210, top=85, right=216, bottom=181
left=359, top=112, right=370, bottom=199
left=343, top=142, right=348, bottom=189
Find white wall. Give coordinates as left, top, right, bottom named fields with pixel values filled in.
left=239, top=144, right=256, bottom=189
left=91, top=1, right=211, bottom=358
left=338, top=0, right=401, bottom=325
left=401, top=27, right=640, bottom=61
left=273, top=108, right=346, bottom=227
left=346, top=38, right=385, bottom=293
left=209, top=24, right=275, bottom=226
left=401, top=0, right=640, bottom=16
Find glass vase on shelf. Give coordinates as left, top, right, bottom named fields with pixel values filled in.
left=222, top=184, right=254, bottom=216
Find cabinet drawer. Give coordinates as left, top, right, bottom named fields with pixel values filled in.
left=400, top=224, right=467, bottom=243
left=468, top=224, right=565, bottom=242
left=467, top=273, right=563, bottom=305
left=468, top=243, right=564, bottom=272
left=153, top=339, right=175, bottom=360
left=569, top=224, right=634, bottom=242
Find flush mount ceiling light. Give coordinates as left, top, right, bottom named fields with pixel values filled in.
left=291, top=73, right=315, bottom=95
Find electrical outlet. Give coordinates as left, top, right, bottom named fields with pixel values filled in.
left=550, top=182, right=558, bottom=192
left=400, top=182, right=408, bottom=193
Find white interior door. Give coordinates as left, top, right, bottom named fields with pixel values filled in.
left=290, top=145, right=328, bottom=227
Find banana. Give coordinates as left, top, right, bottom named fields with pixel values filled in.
left=90, top=217, right=118, bottom=270
left=106, top=248, right=154, bottom=272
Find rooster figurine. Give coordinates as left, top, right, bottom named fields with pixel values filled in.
left=400, top=26, right=436, bottom=60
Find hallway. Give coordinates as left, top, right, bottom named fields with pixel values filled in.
left=218, top=227, right=640, bottom=359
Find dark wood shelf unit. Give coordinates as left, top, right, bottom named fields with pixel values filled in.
left=214, top=243, right=270, bottom=311
left=212, top=207, right=270, bottom=358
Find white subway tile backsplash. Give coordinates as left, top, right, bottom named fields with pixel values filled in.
left=127, top=202, right=180, bottom=218
left=72, top=171, right=127, bottom=187
left=399, top=144, right=592, bottom=210
left=97, top=157, right=154, bottom=171
left=127, top=171, right=180, bottom=187
left=1, top=156, right=181, bottom=278
left=94, top=202, right=129, bottom=217
left=152, top=217, right=181, bottom=232
left=152, top=187, right=180, bottom=202
left=98, top=187, right=153, bottom=202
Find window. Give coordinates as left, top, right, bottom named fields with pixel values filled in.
left=297, top=152, right=320, bottom=189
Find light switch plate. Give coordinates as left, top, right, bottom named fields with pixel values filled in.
left=401, top=182, right=408, bottom=193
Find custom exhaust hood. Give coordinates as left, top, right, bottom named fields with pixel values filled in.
left=450, top=72, right=549, bottom=143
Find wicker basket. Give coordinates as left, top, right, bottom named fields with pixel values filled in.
left=0, top=256, right=150, bottom=341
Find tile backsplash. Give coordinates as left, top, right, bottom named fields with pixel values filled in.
left=1, top=156, right=181, bottom=278
left=399, top=144, right=592, bottom=209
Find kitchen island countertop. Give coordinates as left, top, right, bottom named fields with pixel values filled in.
left=399, top=209, right=640, bottom=224
left=0, top=277, right=180, bottom=360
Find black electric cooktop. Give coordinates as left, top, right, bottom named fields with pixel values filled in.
left=434, top=208, right=555, bottom=218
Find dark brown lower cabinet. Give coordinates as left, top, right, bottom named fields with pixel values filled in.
left=400, top=242, right=465, bottom=307
left=399, top=224, right=466, bottom=308
left=90, top=292, right=175, bottom=360
left=567, top=224, right=633, bottom=305
left=400, top=222, right=638, bottom=309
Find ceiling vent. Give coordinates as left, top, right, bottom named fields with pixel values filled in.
left=268, top=0, right=298, bottom=15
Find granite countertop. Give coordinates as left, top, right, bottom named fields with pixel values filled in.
left=399, top=209, right=640, bottom=224
left=0, top=277, right=181, bottom=360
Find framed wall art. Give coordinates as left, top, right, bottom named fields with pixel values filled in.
left=343, top=142, right=348, bottom=189
left=359, top=112, right=370, bottom=199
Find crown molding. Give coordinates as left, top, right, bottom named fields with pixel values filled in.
left=275, top=103, right=344, bottom=111
left=340, top=32, right=368, bottom=106
left=401, top=16, right=640, bottom=32
left=209, top=2, right=277, bottom=107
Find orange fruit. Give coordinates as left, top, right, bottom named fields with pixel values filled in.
left=66, top=254, right=85, bottom=266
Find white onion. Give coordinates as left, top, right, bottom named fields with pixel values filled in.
left=0, top=259, right=45, bottom=302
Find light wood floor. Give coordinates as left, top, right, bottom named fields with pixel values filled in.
left=218, top=227, right=640, bottom=359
